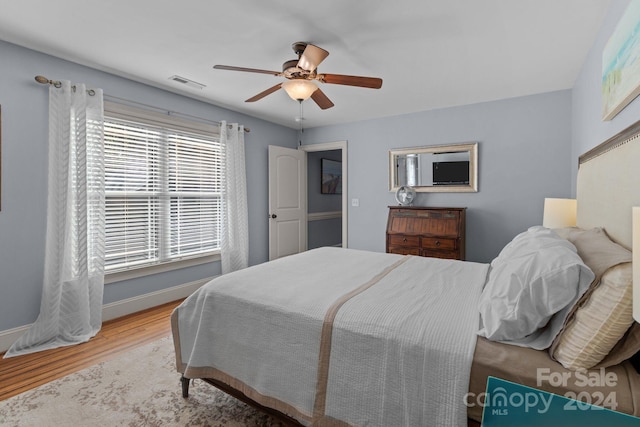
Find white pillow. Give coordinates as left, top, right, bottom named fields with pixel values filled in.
left=478, top=226, right=595, bottom=350
left=552, top=263, right=633, bottom=370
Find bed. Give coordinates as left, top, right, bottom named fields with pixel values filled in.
left=172, top=120, right=640, bottom=426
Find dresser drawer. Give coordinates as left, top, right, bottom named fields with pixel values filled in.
left=388, top=234, right=420, bottom=247
left=421, top=249, right=459, bottom=260
left=388, top=246, right=421, bottom=256
left=421, top=237, right=457, bottom=251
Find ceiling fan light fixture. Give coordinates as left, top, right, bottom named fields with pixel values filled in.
left=282, top=79, right=318, bottom=101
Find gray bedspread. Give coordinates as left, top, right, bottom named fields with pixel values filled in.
left=172, top=247, right=488, bottom=426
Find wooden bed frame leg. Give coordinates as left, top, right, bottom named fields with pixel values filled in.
left=180, top=375, right=190, bottom=398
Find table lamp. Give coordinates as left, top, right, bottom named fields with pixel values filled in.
left=543, top=198, right=577, bottom=228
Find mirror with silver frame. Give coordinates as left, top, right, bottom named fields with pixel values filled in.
left=389, top=142, right=478, bottom=193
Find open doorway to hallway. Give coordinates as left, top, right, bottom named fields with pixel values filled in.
left=299, top=140, right=348, bottom=250
left=307, top=149, right=342, bottom=249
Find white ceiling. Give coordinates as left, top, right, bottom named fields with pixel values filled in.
left=0, top=0, right=612, bottom=129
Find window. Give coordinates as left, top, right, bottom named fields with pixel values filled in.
left=103, top=102, right=222, bottom=274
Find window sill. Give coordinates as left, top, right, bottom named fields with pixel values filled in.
left=104, top=253, right=221, bottom=284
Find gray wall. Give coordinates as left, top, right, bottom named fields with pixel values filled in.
left=0, top=40, right=296, bottom=332
left=572, top=0, right=640, bottom=192
left=308, top=218, right=342, bottom=249
left=303, top=90, right=573, bottom=263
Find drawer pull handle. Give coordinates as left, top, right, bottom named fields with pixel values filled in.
left=435, top=241, right=441, bottom=246
left=403, top=237, right=408, bottom=242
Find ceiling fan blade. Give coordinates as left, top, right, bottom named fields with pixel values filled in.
left=297, top=44, right=329, bottom=71
left=214, top=65, right=282, bottom=76
left=245, top=84, right=282, bottom=102
left=310, top=88, right=335, bottom=110
left=317, top=73, right=383, bottom=89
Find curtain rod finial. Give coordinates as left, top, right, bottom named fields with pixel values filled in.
left=35, top=75, right=62, bottom=88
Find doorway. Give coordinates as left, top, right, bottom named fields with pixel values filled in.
left=299, top=141, right=347, bottom=249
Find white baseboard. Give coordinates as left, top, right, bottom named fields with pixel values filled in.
left=0, top=324, right=31, bottom=356
left=0, top=276, right=215, bottom=354
left=101, top=276, right=213, bottom=321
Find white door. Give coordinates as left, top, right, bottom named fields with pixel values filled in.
left=268, top=145, right=307, bottom=260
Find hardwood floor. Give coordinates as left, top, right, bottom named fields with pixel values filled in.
left=0, top=299, right=183, bottom=401
left=0, top=299, right=483, bottom=426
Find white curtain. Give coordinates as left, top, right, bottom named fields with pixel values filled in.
left=220, top=121, right=249, bottom=274
left=5, top=81, right=105, bottom=358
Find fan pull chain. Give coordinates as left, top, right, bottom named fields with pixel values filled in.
left=298, top=100, right=304, bottom=146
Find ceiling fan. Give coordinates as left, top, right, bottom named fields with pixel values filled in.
left=213, top=42, right=383, bottom=110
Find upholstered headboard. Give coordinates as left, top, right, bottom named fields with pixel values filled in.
left=576, top=120, right=640, bottom=250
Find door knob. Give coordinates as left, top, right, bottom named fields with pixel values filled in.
left=269, top=214, right=277, bottom=219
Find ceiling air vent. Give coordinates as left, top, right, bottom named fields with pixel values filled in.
left=169, top=75, right=206, bottom=90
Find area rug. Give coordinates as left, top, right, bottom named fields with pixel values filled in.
left=0, top=336, right=285, bottom=426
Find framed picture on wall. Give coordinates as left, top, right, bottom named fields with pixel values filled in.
left=321, top=158, right=342, bottom=194
left=602, top=1, right=640, bottom=120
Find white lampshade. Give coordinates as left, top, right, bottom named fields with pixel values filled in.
left=282, top=79, right=318, bottom=101
left=633, top=207, right=640, bottom=322
left=543, top=198, right=577, bottom=228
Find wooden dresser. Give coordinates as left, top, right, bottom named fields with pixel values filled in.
left=386, top=206, right=466, bottom=260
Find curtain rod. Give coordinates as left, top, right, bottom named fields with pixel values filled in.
left=34, top=75, right=250, bottom=133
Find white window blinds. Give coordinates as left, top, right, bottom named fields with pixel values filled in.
left=103, top=102, right=221, bottom=273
